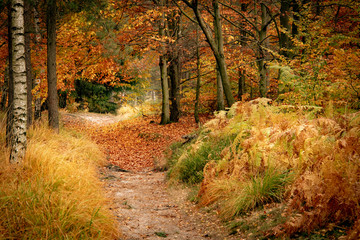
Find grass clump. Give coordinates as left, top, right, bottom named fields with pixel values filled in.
left=232, top=169, right=292, bottom=215
left=200, top=168, right=293, bottom=218
left=168, top=133, right=235, bottom=184
left=0, top=118, right=119, bottom=239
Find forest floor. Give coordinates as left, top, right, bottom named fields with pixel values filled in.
left=62, top=111, right=240, bottom=240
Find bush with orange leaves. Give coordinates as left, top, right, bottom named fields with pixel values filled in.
left=169, top=98, right=360, bottom=238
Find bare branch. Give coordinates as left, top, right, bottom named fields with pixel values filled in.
left=173, top=0, right=198, bottom=24
left=219, top=1, right=259, bottom=33
left=220, top=14, right=256, bottom=40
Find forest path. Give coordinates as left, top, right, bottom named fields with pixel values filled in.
left=101, top=168, right=237, bottom=240
left=62, top=111, right=239, bottom=240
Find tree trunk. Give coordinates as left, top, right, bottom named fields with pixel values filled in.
left=33, top=1, right=42, bottom=120
left=24, top=0, right=33, bottom=127
left=212, top=0, right=234, bottom=107
left=194, top=27, right=201, bottom=123
left=182, top=0, right=235, bottom=107
left=280, top=0, right=292, bottom=58
left=168, top=9, right=181, bottom=122
left=9, top=0, right=27, bottom=163
left=159, top=54, right=170, bottom=124
left=169, top=56, right=180, bottom=122
left=47, top=0, right=59, bottom=131
left=214, top=1, right=225, bottom=110
left=216, top=67, right=225, bottom=110
left=238, top=69, right=245, bottom=100
left=159, top=0, right=170, bottom=125
left=257, top=3, right=269, bottom=97
left=238, top=3, right=247, bottom=101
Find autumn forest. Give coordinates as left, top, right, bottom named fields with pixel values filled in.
left=0, top=0, right=360, bottom=239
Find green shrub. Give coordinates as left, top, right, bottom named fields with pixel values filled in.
left=170, top=134, right=236, bottom=185
left=74, top=79, right=120, bottom=113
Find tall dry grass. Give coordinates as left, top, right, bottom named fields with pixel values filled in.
left=0, top=114, right=119, bottom=239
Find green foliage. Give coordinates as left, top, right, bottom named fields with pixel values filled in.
left=154, top=231, right=168, bottom=237
left=270, top=64, right=298, bottom=95
left=177, top=142, right=212, bottom=184
left=165, top=141, right=184, bottom=169
left=168, top=133, right=235, bottom=185
left=74, top=79, right=119, bottom=113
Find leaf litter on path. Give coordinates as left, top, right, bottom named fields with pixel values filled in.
left=63, top=113, right=202, bottom=171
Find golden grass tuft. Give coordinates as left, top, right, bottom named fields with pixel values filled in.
left=0, top=116, right=119, bottom=239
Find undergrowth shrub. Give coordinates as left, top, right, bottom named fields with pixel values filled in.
left=168, top=131, right=236, bottom=184
left=0, top=117, right=119, bottom=239
left=74, top=79, right=119, bottom=114
left=168, top=98, right=360, bottom=238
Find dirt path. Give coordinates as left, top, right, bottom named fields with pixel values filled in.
left=101, top=168, right=238, bottom=240
left=62, top=111, right=240, bottom=240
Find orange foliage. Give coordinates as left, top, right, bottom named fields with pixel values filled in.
left=62, top=114, right=207, bottom=171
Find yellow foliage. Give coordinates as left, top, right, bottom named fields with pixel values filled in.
left=0, top=119, right=120, bottom=239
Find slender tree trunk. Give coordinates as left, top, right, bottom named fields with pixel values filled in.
left=168, top=10, right=181, bottom=122
left=280, top=0, right=292, bottom=58
left=24, top=0, right=33, bottom=127
left=216, top=67, right=225, bottom=110
left=9, top=0, right=27, bottom=163
left=182, top=0, right=235, bottom=107
left=47, top=0, right=59, bottom=131
left=169, top=56, right=180, bottom=122
left=214, top=1, right=225, bottom=110
left=238, top=3, right=247, bottom=101
left=33, top=1, right=41, bottom=120
left=257, top=3, right=269, bottom=97
left=159, top=0, right=170, bottom=124
left=212, top=0, right=234, bottom=107
left=159, top=55, right=170, bottom=124
left=194, top=26, right=201, bottom=123
left=238, top=69, right=245, bottom=100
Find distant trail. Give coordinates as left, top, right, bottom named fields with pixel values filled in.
left=62, top=112, right=120, bottom=125
left=62, top=111, right=203, bottom=171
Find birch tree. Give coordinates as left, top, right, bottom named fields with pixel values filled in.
left=9, top=0, right=27, bottom=163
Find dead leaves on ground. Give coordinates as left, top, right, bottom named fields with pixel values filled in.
left=62, top=114, right=206, bottom=171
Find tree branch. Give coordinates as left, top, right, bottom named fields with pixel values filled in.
left=173, top=0, right=198, bottom=24
left=181, top=70, right=214, bottom=84
left=219, top=1, right=259, bottom=33
left=220, top=14, right=256, bottom=40
left=181, top=0, right=193, bottom=8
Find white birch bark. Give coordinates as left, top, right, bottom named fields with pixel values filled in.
left=10, top=0, right=27, bottom=163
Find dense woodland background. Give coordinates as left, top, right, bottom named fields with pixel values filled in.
left=0, top=0, right=360, bottom=239
left=1, top=0, right=359, bottom=123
